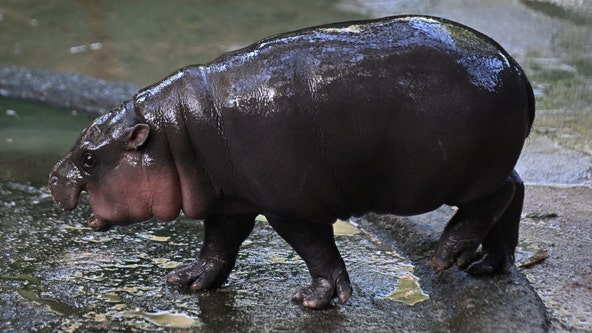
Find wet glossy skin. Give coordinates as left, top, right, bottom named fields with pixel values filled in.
left=49, top=15, right=534, bottom=309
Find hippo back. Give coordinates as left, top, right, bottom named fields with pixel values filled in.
left=194, top=16, right=533, bottom=223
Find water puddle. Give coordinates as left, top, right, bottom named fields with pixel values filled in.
left=516, top=241, right=550, bottom=269
left=126, top=310, right=200, bottom=329
left=385, top=274, right=430, bottom=306
left=0, top=272, right=80, bottom=316
left=334, top=219, right=361, bottom=236
left=17, top=286, right=80, bottom=316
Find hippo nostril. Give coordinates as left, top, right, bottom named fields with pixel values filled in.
left=49, top=175, right=59, bottom=187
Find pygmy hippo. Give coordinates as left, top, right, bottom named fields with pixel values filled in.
left=49, top=15, right=534, bottom=309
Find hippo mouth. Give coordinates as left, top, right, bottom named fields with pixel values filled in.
left=88, top=214, right=113, bottom=232
left=86, top=209, right=151, bottom=232
left=49, top=175, right=113, bottom=232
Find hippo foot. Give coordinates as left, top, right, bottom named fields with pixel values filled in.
left=429, top=238, right=481, bottom=272
left=166, top=257, right=231, bottom=290
left=429, top=246, right=514, bottom=274
left=428, top=230, right=517, bottom=274
left=430, top=171, right=523, bottom=275
left=464, top=251, right=515, bottom=274
left=292, top=273, right=352, bottom=309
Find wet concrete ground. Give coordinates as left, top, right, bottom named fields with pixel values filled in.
left=2, top=171, right=589, bottom=332
left=520, top=185, right=592, bottom=331
left=360, top=186, right=592, bottom=332
left=0, top=181, right=550, bottom=332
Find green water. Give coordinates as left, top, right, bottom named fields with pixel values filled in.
left=0, top=97, right=93, bottom=185
left=0, top=0, right=363, bottom=186
left=1, top=0, right=591, bottom=185
left=0, top=0, right=363, bottom=86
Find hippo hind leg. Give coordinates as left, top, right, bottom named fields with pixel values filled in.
left=430, top=170, right=524, bottom=274
left=166, top=213, right=256, bottom=290
left=466, top=170, right=524, bottom=274
left=267, top=216, right=352, bottom=309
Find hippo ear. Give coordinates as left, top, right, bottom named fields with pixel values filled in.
left=125, top=124, right=150, bottom=150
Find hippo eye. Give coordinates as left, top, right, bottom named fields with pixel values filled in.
left=83, top=152, right=96, bottom=169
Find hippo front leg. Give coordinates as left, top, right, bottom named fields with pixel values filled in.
left=267, top=216, right=352, bottom=309
left=166, top=213, right=256, bottom=290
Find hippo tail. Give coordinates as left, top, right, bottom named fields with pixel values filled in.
left=524, top=77, right=536, bottom=137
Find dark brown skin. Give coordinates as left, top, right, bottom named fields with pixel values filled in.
left=49, top=15, right=534, bottom=309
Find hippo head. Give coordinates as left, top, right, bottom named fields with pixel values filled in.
left=49, top=101, right=182, bottom=231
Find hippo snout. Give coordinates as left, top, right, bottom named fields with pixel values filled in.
left=48, top=160, right=83, bottom=211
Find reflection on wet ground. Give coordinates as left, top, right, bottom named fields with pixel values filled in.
left=1, top=180, right=552, bottom=332
left=0, top=182, right=434, bottom=332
